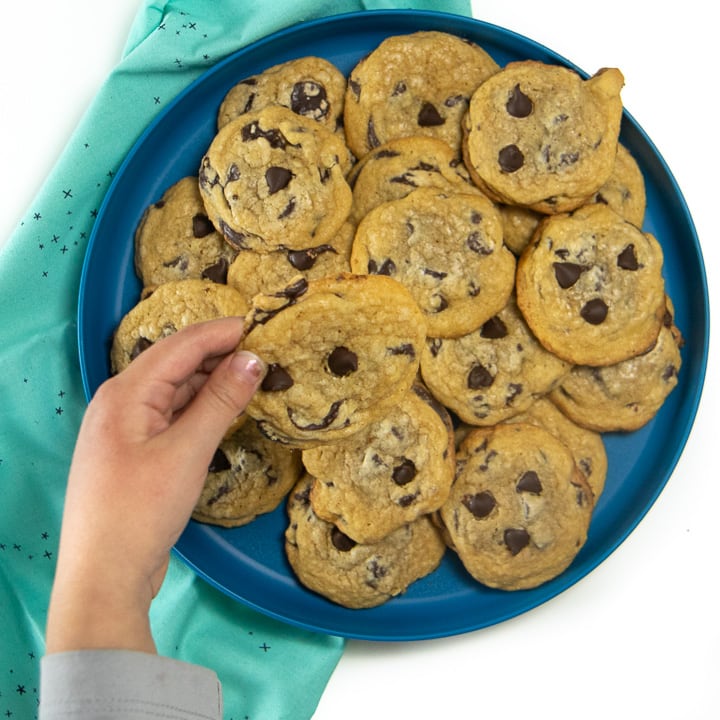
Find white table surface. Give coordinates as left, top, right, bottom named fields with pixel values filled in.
left=2, top=2, right=717, bottom=718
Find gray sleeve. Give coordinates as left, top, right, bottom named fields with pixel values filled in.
left=39, top=649, right=223, bottom=719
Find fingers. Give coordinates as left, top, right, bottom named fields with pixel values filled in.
left=167, top=349, right=266, bottom=450
left=121, top=317, right=246, bottom=390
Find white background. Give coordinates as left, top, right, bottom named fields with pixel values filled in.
left=1, top=2, right=717, bottom=718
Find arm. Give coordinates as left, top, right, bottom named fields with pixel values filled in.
left=44, top=317, right=264, bottom=655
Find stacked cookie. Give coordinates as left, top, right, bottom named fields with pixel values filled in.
left=111, top=31, right=683, bottom=606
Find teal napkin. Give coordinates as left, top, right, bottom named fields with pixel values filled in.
left=0, top=1, right=471, bottom=718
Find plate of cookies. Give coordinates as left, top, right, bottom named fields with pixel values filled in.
left=78, top=10, right=709, bottom=639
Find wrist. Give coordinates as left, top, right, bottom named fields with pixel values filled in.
left=46, top=562, right=156, bottom=655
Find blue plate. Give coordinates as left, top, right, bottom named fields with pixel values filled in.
left=78, top=11, right=709, bottom=640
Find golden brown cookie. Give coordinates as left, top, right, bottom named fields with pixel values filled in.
left=347, top=135, right=477, bottom=223
left=241, top=273, right=427, bottom=447
left=549, top=301, right=683, bottom=431
left=226, top=222, right=353, bottom=305
left=199, top=106, right=352, bottom=252
left=351, top=187, right=515, bottom=337
left=110, top=279, right=248, bottom=374
left=192, top=418, right=302, bottom=527
left=344, top=31, right=500, bottom=158
left=285, top=474, right=446, bottom=608
left=506, top=398, right=608, bottom=500
left=134, top=176, right=237, bottom=290
left=516, top=203, right=666, bottom=366
left=462, top=61, right=624, bottom=213
left=303, top=383, right=455, bottom=543
left=419, top=294, right=571, bottom=425
left=217, top=56, right=346, bottom=133
left=439, top=423, right=594, bottom=591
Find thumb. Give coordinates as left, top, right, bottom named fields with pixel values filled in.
left=172, top=350, right=266, bottom=447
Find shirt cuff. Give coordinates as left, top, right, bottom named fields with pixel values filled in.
left=39, top=649, right=223, bottom=719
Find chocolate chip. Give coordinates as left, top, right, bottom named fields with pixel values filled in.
left=445, top=94, right=465, bottom=107
left=163, top=256, right=188, bottom=271
left=242, top=93, right=255, bottom=114
left=432, top=294, right=449, bottom=312
left=278, top=197, right=296, bottom=219
left=516, top=470, right=542, bottom=494
left=226, top=164, right=241, bottom=182
left=130, top=336, right=153, bottom=360
left=261, top=363, right=294, bottom=391
left=208, top=448, right=232, bottom=473
left=480, top=316, right=508, bottom=339
left=219, top=220, right=249, bottom=249
left=331, top=526, right=356, bottom=552
left=423, top=268, right=448, bottom=280
left=392, top=458, right=417, bottom=486
left=287, top=249, right=316, bottom=270
left=462, top=491, right=496, bottom=518
left=265, top=166, right=293, bottom=194
left=392, top=81, right=407, bottom=96
left=201, top=257, right=229, bottom=284
left=553, top=262, right=586, bottom=289
left=468, top=363, right=494, bottom=389
left=428, top=338, right=442, bottom=357
left=348, top=78, right=361, bottom=100
left=398, top=493, right=418, bottom=507
left=617, top=244, right=639, bottom=270
left=153, top=200, right=166, bottom=209
left=328, top=346, right=358, bottom=376
left=367, top=258, right=396, bottom=276
left=288, top=400, right=345, bottom=430
left=580, top=298, right=608, bottom=325
left=286, top=244, right=334, bottom=270
left=387, top=343, right=416, bottom=358
left=367, top=117, right=381, bottom=149
left=504, top=528, right=530, bottom=555
left=506, top=84, right=533, bottom=118
left=290, top=81, right=329, bottom=119
left=498, top=145, right=524, bottom=172
left=241, top=121, right=291, bottom=149
left=417, top=102, right=445, bottom=127
left=192, top=213, right=215, bottom=238
left=390, top=173, right=418, bottom=187
left=466, top=232, right=493, bottom=255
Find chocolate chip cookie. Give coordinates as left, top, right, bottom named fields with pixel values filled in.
left=134, top=176, right=237, bottom=290
left=344, top=31, right=500, bottom=159
left=549, top=300, right=683, bottom=431
left=589, top=142, right=647, bottom=228
left=226, top=221, right=353, bottom=305
left=516, top=203, right=666, bottom=366
left=110, top=279, right=248, bottom=374
left=303, top=383, right=455, bottom=543
left=217, top=56, right=346, bottom=133
left=285, top=474, right=446, bottom=608
left=192, top=418, right=302, bottom=527
left=241, top=273, right=427, bottom=447
left=351, top=187, right=516, bottom=337
left=439, top=422, right=594, bottom=591
left=199, top=106, right=352, bottom=252
left=348, top=135, right=477, bottom=223
left=419, top=293, right=571, bottom=425
left=462, top=62, right=624, bottom=213
left=506, top=397, right=607, bottom=500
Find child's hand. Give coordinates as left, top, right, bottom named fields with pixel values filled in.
left=46, top=317, right=265, bottom=654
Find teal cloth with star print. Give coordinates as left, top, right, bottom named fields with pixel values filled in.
left=0, top=0, right=472, bottom=718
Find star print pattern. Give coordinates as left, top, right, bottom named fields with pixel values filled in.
left=0, top=3, right=351, bottom=718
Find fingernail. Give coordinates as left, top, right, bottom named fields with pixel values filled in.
left=230, top=350, right=266, bottom=381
